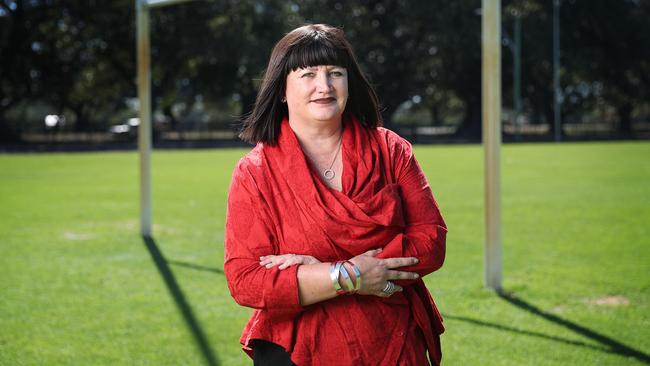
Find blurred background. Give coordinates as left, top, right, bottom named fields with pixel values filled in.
left=1, top=1, right=649, bottom=365
left=1, top=0, right=649, bottom=150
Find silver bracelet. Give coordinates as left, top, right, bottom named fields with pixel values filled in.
left=345, top=260, right=362, bottom=293
left=329, top=261, right=346, bottom=295
left=338, top=261, right=355, bottom=294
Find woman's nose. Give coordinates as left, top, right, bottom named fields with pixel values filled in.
left=315, top=72, right=333, bottom=92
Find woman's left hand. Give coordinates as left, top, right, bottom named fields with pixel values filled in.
left=260, top=254, right=322, bottom=270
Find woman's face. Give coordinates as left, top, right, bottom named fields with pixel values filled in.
left=284, top=65, right=348, bottom=125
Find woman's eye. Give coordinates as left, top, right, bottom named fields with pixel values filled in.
left=330, top=71, right=344, bottom=77
left=301, top=72, right=315, bottom=78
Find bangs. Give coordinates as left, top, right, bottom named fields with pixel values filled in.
left=240, top=23, right=381, bottom=144
left=285, top=37, right=350, bottom=72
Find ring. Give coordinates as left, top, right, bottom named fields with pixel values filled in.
left=382, top=281, right=397, bottom=295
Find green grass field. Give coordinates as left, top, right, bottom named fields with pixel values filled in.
left=1, top=141, right=649, bottom=365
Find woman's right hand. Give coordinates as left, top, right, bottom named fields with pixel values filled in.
left=260, top=254, right=321, bottom=270
left=348, top=249, right=420, bottom=297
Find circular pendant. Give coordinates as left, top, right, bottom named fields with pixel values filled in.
left=323, top=169, right=335, bottom=180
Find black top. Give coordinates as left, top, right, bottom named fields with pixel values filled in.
left=253, top=340, right=295, bottom=366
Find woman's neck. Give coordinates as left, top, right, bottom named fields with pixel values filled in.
left=289, top=118, right=343, bottom=151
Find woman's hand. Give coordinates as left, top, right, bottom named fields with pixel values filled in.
left=260, top=254, right=322, bottom=270
left=348, top=249, right=420, bottom=297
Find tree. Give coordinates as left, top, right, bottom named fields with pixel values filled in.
left=0, top=0, right=136, bottom=134
left=560, top=0, right=650, bottom=135
left=1, top=0, right=648, bottom=142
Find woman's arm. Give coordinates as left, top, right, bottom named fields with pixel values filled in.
left=375, top=134, right=448, bottom=283
left=260, top=250, right=421, bottom=306
left=296, top=252, right=420, bottom=305
left=224, top=168, right=305, bottom=319
left=257, top=140, right=446, bottom=295
left=225, top=166, right=420, bottom=315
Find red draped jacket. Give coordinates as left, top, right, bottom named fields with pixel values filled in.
left=224, top=116, right=447, bottom=365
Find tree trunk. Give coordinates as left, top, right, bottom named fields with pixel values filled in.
left=72, top=105, right=90, bottom=132
left=163, top=105, right=179, bottom=131
left=430, top=104, right=441, bottom=126
left=454, top=95, right=481, bottom=141
left=238, top=76, right=257, bottom=117
left=617, top=102, right=633, bottom=137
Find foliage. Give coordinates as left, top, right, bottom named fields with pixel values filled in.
left=1, top=0, right=648, bottom=140
left=0, top=0, right=135, bottom=133
left=559, top=0, right=650, bottom=133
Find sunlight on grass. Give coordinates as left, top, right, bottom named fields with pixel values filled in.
left=1, top=142, right=648, bottom=365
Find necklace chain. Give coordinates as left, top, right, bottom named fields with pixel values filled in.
left=322, top=132, right=343, bottom=180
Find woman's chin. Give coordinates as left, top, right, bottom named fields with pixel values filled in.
left=308, top=110, right=344, bottom=123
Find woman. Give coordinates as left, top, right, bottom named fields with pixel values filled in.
left=225, top=24, right=447, bottom=365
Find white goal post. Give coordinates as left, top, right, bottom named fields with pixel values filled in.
left=137, top=0, right=194, bottom=237
left=137, top=0, right=503, bottom=291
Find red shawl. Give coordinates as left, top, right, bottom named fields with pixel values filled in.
left=225, top=115, right=447, bottom=365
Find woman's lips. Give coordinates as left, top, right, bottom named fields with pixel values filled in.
left=311, top=97, right=336, bottom=104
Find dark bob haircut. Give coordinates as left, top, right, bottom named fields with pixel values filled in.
left=239, top=24, right=381, bottom=145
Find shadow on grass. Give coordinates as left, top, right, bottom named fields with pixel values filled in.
left=143, top=236, right=220, bottom=366
left=443, top=314, right=608, bottom=352
left=446, top=292, right=649, bottom=364
left=167, top=259, right=224, bottom=275
left=497, top=292, right=650, bottom=364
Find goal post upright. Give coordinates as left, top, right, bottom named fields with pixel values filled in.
left=137, top=0, right=195, bottom=237
left=138, top=1, right=505, bottom=292
left=482, top=0, right=503, bottom=292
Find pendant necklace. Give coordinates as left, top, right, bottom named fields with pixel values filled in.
left=322, top=132, right=343, bottom=181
